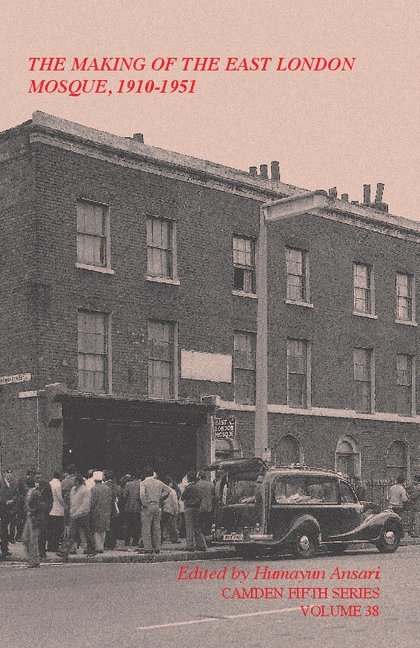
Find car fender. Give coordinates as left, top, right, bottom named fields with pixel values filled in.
left=273, top=513, right=321, bottom=547
left=328, top=510, right=403, bottom=542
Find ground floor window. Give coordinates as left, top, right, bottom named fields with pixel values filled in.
left=276, top=434, right=303, bottom=465
left=214, top=437, right=242, bottom=462
left=386, top=440, right=408, bottom=482
left=335, top=435, right=361, bottom=479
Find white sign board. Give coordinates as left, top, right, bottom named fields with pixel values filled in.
left=213, top=417, right=236, bottom=439
left=181, top=350, right=232, bottom=383
left=0, top=372, right=31, bottom=385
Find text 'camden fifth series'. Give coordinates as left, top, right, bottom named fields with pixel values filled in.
left=177, top=564, right=382, bottom=617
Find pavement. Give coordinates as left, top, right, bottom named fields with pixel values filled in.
left=3, top=533, right=420, bottom=565
left=2, top=537, right=235, bottom=564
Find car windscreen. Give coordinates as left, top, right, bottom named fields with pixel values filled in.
left=225, top=475, right=258, bottom=505
left=273, top=475, right=339, bottom=504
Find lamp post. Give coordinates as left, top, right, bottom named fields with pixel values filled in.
left=254, top=190, right=330, bottom=460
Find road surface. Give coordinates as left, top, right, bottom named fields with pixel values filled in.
left=1, top=546, right=418, bottom=648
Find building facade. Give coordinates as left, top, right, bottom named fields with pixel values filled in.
left=0, top=112, right=419, bottom=485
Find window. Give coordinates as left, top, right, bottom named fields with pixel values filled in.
left=76, top=200, right=110, bottom=268
left=273, top=476, right=338, bottom=505
left=353, top=348, right=373, bottom=413
left=353, top=263, right=373, bottom=314
left=148, top=321, right=176, bottom=398
left=215, top=438, right=235, bottom=462
left=233, top=332, right=256, bottom=404
left=147, top=217, right=176, bottom=280
left=335, top=436, right=361, bottom=479
left=287, top=339, right=310, bottom=407
left=233, top=236, right=256, bottom=294
left=78, top=310, right=109, bottom=393
left=226, top=476, right=257, bottom=505
left=286, top=248, right=309, bottom=303
left=386, top=440, right=408, bottom=482
left=277, top=435, right=302, bottom=465
left=396, top=354, right=414, bottom=416
left=339, top=481, right=358, bottom=504
left=396, top=273, right=414, bottom=322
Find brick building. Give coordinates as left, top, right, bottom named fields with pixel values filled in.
left=0, top=112, right=419, bottom=486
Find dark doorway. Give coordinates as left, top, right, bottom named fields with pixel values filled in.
left=61, top=395, right=206, bottom=481
left=63, top=419, right=196, bottom=481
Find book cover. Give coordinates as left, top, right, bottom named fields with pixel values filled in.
left=0, top=2, right=418, bottom=647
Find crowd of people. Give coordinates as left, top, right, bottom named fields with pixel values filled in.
left=0, top=465, right=216, bottom=567
left=1, top=468, right=420, bottom=567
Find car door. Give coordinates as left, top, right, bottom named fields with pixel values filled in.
left=333, top=479, right=363, bottom=534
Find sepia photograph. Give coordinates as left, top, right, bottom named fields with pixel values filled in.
left=0, top=1, right=418, bottom=647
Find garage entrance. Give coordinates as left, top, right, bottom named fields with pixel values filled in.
left=61, top=395, right=209, bottom=481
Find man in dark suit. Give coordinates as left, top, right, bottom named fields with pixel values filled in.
left=34, top=471, right=53, bottom=558
left=123, top=472, right=142, bottom=546
left=0, top=469, right=16, bottom=560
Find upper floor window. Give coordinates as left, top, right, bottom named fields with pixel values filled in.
left=233, top=236, right=256, bottom=294
left=147, top=217, right=176, bottom=280
left=78, top=310, right=109, bottom=393
left=396, top=273, right=415, bottom=322
left=353, top=348, right=373, bottom=413
left=148, top=320, right=176, bottom=399
left=287, top=339, right=310, bottom=408
left=353, top=263, right=374, bottom=315
left=396, top=354, right=415, bottom=416
left=233, top=331, right=256, bottom=404
left=286, top=248, right=309, bottom=303
left=77, top=200, right=110, bottom=268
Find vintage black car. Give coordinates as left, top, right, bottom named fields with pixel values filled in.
left=212, top=459, right=403, bottom=558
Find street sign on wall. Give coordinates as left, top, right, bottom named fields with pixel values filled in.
left=213, top=417, right=236, bottom=439
left=0, top=372, right=31, bottom=386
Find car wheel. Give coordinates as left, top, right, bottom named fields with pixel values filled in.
left=326, top=543, right=348, bottom=555
left=235, top=545, right=259, bottom=559
left=292, top=529, right=317, bottom=559
left=375, top=522, right=401, bottom=553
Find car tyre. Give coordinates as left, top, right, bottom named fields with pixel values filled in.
left=326, top=543, right=348, bottom=555
left=292, top=528, right=317, bottom=559
left=375, top=522, right=401, bottom=553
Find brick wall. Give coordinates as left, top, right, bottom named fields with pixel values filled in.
left=0, top=127, right=40, bottom=472
left=0, top=124, right=418, bottom=477
left=267, top=212, right=419, bottom=414
left=31, top=140, right=260, bottom=400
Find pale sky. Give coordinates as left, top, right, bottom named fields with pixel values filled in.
left=1, top=0, right=418, bottom=221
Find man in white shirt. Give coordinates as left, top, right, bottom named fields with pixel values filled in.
left=48, top=471, right=65, bottom=552
left=389, top=475, right=408, bottom=513
left=85, top=468, right=98, bottom=491
left=138, top=467, right=171, bottom=554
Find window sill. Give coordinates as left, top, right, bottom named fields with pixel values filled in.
left=395, top=319, right=417, bottom=327
left=353, top=311, right=378, bottom=320
left=147, top=276, right=180, bottom=286
left=232, top=290, right=258, bottom=299
left=147, top=395, right=177, bottom=401
left=75, top=262, right=114, bottom=275
left=285, top=300, right=314, bottom=309
left=287, top=402, right=311, bottom=409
